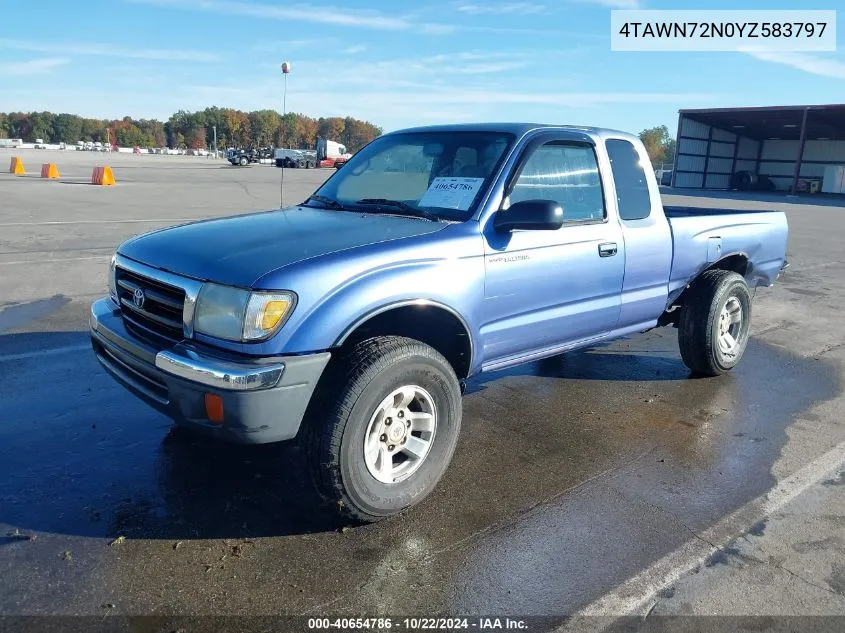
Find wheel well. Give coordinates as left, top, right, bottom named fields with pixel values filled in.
left=707, top=254, right=749, bottom=278
left=659, top=254, right=750, bottom=327
left=338, top=305, right=473, bottom=379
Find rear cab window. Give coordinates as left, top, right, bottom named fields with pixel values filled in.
left=605, top=139, right=652, bottom=221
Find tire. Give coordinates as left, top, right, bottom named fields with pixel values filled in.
left=307, top=161, right=315, bottom=169
left=678, top=269, right=752, bottom=376
left=238, top=156, right=248, bottom=166
left=296, top=159, right=305, bottom=169
left=304, top=336, right=462, bottom=522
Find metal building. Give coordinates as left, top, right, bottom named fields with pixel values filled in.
left=672, top=104, right=845, bottom=194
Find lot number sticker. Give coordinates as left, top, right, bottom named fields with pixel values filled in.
left=419, top=177, right=485, bottom=210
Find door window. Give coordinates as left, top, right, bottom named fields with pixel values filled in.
left=506, top=142, right=605, bottom=223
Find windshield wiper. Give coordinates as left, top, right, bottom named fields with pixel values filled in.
left=306, top=194, right=347, bottom=210
left=354, top=199, right=438, bottom=221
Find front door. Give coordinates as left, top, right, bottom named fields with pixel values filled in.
left=479, top=138, right=625, bottom=368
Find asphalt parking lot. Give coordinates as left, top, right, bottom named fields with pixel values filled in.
left=2, top=149, right=845, bottom=627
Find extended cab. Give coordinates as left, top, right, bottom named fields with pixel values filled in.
left=90, top=123, right=788, bottom=521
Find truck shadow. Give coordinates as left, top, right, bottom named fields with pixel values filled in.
left=465, top=335, right=696, bottom=396
left=0, top=327, right=838, bottom=546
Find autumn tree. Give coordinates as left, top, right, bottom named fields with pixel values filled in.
left=249, top=109, right=281, bottom=146
left=189, top=127, right=207, bottom=149
left=341, top=117, right=381, bottom=152
left=294, top=114, right=318, bottom=148
left=80, top=118, right=107, bottom=142
left=7, top=112, right=33, bottom=139
left=638, top=125, right=674, bottom=165
left=317, top=117, right=345, bottom=143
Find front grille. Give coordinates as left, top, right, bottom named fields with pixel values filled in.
left=116, top=267, right=185, bottom=345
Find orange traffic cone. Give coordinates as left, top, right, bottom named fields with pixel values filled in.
left=9, top=156, right=25, bottom=175
left=91, top=166, right=116, bottom=186
left=41, top=163, right=60, bottom=179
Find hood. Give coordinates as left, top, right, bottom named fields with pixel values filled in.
left=118, top=206, right=447, bottom=287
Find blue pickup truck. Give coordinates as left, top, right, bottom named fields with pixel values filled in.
left=90, top=123, right=788, bottom=521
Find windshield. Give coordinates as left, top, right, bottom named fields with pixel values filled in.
left=309, top=131, right=514, bottom=220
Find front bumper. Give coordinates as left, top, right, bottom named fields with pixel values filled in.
left=89, top=298, right=330, bottom=444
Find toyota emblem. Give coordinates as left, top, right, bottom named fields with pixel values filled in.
left=133, top=287, right=146, bottom=309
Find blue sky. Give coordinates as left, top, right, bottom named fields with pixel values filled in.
left=0, top=0, right=843, bottom=134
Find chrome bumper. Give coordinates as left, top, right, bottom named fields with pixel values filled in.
left=89, top=297, right=330, bottom=444
left=155, top=348, right=284, bottom=391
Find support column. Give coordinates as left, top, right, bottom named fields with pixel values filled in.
left=791, top=108, right=809, bottom=194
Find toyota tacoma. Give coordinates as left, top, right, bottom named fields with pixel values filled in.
left=90, top=123, right=789, bottom=521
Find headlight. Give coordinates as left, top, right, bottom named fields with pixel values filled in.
left=194, top=283, right=295, bottom=342
left=108, top=255, right=118, bottom=303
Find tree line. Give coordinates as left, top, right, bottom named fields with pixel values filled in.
left=0, top=109, right=383, bottom=152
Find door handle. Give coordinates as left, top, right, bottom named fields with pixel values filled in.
left=598, top=242, right=618, bottom=257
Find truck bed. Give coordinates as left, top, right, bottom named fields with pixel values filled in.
left=664, top=205, right=789, bottom=304
left=664, top=205, right=778, bottom=217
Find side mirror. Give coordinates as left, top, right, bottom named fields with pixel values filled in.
left=494, top=199, right=564, bottom=232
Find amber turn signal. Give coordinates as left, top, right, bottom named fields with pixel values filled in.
left=204, top=393, right=224, bottom=424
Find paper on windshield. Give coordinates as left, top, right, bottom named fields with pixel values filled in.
left=418, top=177, right=485, bottom=210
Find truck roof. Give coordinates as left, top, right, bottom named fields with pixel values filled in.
left=388, top=122, right=640, bottom=142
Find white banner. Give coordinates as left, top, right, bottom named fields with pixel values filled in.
left=611, top=10, right=836, bottom=52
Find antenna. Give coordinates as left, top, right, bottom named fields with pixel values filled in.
left=280, top=61, right=291, bottom=208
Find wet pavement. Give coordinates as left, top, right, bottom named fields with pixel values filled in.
left=0, top=306, right=838, bottom=617
left=1, top=158, right=844, bottom=625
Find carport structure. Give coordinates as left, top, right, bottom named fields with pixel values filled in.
left=672, top=104, right=845, bottom=193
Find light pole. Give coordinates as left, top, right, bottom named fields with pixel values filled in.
left=280, top=61, right=291, bottom=208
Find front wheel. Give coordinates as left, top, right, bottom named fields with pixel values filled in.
left=678, top=269, right=752, bottom=376
left=304, top=336, right=462, bottom=522
left=238, top=156, right=248, bottom=166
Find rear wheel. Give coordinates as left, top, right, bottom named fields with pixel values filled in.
left=678, top=269, right=752, bottom=376
left=304, top=336, right=462, bottom=522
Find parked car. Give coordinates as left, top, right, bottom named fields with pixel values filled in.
left=274, top=148, right=316, bottom=168
left=34, top=138, right=47, bottom=149
left=90, top=123, right=788, bottom=522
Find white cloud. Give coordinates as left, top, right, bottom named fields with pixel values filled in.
left=254, top=38, right=329, bottom=53
left=285, top=51, right=536, bottom=88
left=0, top=38, right=220, bottom=62
left=574, top=0, right=640, bottom=8
left=455, top=2, right=547, bottom=15
left=342, top=45, right=368, bottom=55
left=127, top=0, right=555, bottom=36
left=0, top=57, right=69, bottom=76
left=742, top=50, right=845, bottom=80
left=130, top=0, right=414, bottom=30
left=455, top=61, right=531, bottom=73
